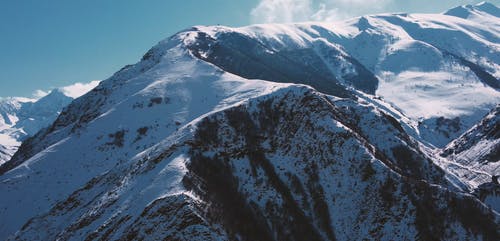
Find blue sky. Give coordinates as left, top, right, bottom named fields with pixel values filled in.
left=0, top=0, right=496, bottom=97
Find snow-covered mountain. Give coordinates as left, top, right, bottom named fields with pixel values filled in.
left=0, top=90, right=73, bottom=165
left=185, top=4, right=500, bottom=148
left=0, top=2, right=499, bottom=240
left=0, top=82, right=100, bottom=165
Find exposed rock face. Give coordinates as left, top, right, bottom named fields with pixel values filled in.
left=10, top=88, right=500, bottom=240
left=183, top=89, right=498, bottom=241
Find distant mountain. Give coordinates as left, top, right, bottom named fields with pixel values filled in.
left=0, top=81, right=99, bottom=165
left=0, top=2, right=499, bottom=240
left=0, top=90, right=72, bottom=165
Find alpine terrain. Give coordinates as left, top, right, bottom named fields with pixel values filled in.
left=0, top=90, right=73, bottom=165
left=0, top=2, right=499, bottom=240
left=0, top=81, right=99, bottom=166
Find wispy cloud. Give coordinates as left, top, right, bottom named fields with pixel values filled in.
left=250, top=0, right=487, bottom=23
left=31, top=80, right=100, bottom=100
left=250, top=0, right=314, bottom=23
left=250, top=0, right=393, bottom=23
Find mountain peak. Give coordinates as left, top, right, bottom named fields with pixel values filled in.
left=33, top=88, right=73, bottom=107
left=46, top=88, right=68, bottom=98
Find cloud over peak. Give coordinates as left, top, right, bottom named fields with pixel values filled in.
left=251, top=0, right=314, bottom=23
left=250, top=0, right=489, bottom=23
left=250, top=0, right=392, bottom=23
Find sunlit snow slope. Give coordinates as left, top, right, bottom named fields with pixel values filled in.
left=183, top=3, right=499, bottom=147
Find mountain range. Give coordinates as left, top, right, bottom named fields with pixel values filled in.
left=0, top=2, right=499, bottom=240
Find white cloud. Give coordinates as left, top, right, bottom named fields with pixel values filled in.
left=250, top=0, right=489, bottom=23
left=59, top=80, right=100, bottom=98
left=31, top=80, right=100, bottom=100
left=250, top=0, right=314, bottom=23
left=251, top=0, right=393, bottom=23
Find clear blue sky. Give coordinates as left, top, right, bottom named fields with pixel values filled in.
left=0, top=0, right=258, bottom=97
left=0, top=0, right=497, bottom=97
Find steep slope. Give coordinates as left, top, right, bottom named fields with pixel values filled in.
left=440, top=105, right=499, bottom=189
left=1, top=3, right=500, bottom=240
left=0, top=144, right=13, bottom=164
left=433, top=103, right=500, bottom=215
left=185, top=25, right=378, bottom=97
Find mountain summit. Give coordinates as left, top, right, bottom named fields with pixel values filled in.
left=0, top=3, right=499, bottom=240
